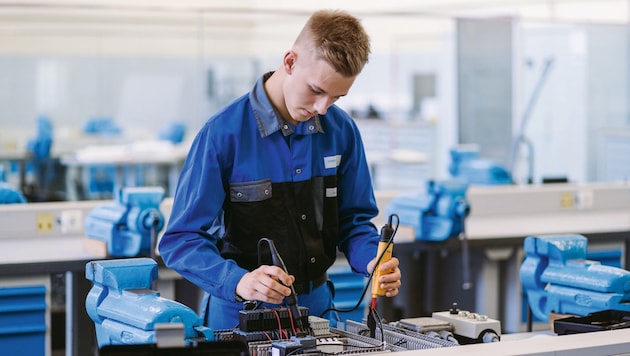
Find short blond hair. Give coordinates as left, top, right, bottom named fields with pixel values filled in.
left=295, top=9, right=371, bottom=77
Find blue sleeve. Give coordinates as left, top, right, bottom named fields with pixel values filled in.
left=336, top=118, right=380, bottom=276
left=158, top=124, right=246, bottom=302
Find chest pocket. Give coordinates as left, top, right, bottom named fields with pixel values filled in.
left=230, top=179, right=272, bottom=202
left=223, top=179, right=275, bottom=271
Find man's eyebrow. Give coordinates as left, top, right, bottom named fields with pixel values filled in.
left=311, top=83, right=347, bottom=97
left=310, top=84, right=326, bottom=93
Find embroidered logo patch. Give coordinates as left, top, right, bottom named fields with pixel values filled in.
left=326, top=187, right=338, bottom=197
left=324, top=155, right=341, bottom=169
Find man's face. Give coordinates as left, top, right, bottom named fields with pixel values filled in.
left=283, top=51, right=356, bottom=123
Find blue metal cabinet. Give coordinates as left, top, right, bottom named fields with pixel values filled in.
left=0, top=285, right=47, bottom=355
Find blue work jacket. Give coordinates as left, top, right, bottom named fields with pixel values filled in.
left=159, top=72, right=380, bottom=304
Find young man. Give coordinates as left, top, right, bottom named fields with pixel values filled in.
left=159, top=9, right=401, bottom=329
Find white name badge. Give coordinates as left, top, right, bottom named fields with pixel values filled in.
left=324, top=155, right=341, bottom=169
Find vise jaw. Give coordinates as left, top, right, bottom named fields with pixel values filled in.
left=385, top=179, right=470, bottom=241
left=520, top=234, right=630, bottom=322
left=84, top=186, right=165, bottom=257
left=85, top=258, right=209, bottom=348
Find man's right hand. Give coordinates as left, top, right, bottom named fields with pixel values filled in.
left=235, top=265, right=295, bottom=304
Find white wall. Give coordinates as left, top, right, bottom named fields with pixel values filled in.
left=1, top=1, right=630, bottom=185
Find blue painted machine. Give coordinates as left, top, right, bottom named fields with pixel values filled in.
left=158, top=121, right=187, bottom=144
left=520, top=235, right=630, bottom=322
left=84, top=186, right=165, bottom=257
left=85, top=258, right=211, bottom=348
left=449, top=145, right=512, bottom=185
left=385, top=179, right=470, bottom=241
left=0, top=182, right=27, bottom=204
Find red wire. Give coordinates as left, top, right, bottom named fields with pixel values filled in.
left=371, top=297, right=377, bottom=309
left=272, top=308, right=289, bottom=339
left=286, top=307, right=299, bottom=335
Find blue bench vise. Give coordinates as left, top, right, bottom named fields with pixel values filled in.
left=520, top=234, right=630, bottom=322
left=84, top=186, right=165, bottom=257
left=85, top=258, right=211, bottom=348
left=448, top=145, right=512, bottom=185
left=385, top=179, right=470, bottom=241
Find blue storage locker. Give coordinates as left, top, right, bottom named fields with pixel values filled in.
left=0, top=285, right=47, bottom=355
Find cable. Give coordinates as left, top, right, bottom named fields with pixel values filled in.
left=507, top=57, right=554, bottom=183
left=366, top=214, right=398, bottom=341
left=319, top=213, right=399, bottom=318
left=271, top=308, right=287, bottom=340
left=459, top=213, right=473, bottom=290
left=286, top=303, right=300, bottom=335
left=367, top=301, right=385, bottom=342
left=149, top=212, right=161, bottom=291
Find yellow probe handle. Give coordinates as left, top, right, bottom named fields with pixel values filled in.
left=371, top=241, right=394, bottom=297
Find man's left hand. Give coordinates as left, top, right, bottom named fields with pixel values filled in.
left=367, top=257, right=402, bottom=297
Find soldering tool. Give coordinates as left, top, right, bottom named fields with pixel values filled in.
left=258, top=237, right=305, bottom=335
left=371, top=216, right=396, bottom=298
left=367, top=214, right=398, bottom=338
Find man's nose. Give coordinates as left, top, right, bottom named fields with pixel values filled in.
left=314, top=96, right=332, bottom=115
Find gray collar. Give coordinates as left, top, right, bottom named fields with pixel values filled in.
left=250, top=72, right=324, bottom=138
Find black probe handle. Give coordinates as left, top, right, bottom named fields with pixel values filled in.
left=264, top=239, right=304, bottom=330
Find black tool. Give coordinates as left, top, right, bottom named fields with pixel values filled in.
left=258, top=237, right=305, bottom=334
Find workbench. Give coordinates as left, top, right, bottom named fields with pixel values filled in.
left=0, top=150, right=28, bottom=193
left=1, top=181, right=630, bottom=354
left=0, top=199, right=184, bottom=356
left=375, top=181, right=630, bottom=333
left=400, top=328, right=630, bottom=355
left=0, top=236, right=102, bottom=355
left=60, top=141, right=187, bottom=200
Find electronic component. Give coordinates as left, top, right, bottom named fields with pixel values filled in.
left=432, top=306, right=501, bottom=344
left=308, top=316, right=332, bottom=337
left=237, top=307, right=309, bottom=332
left=316, top=337, right=344, bottom=353
left=271, top=336, right=317, bottom=356
left=397, top=317, right=453, bottom=334
left=343, top=319, right=458, bottom=350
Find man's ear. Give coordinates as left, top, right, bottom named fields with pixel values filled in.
left=284, top=50, right=297, bottom=74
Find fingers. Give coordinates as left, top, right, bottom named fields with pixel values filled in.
left=236, top=265, right=295, bottom=304
left=367, top=258, right=377, bottom=274
left=375, top=257, right=402, bottom=297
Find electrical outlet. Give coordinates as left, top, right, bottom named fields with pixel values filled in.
left=575, top=189, right=594, bottom=210
left=560, top=192, right=574, bottom=209
left=61, top=209, right=83, bottom=234
left=36, top=213, right=54, bottom=233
